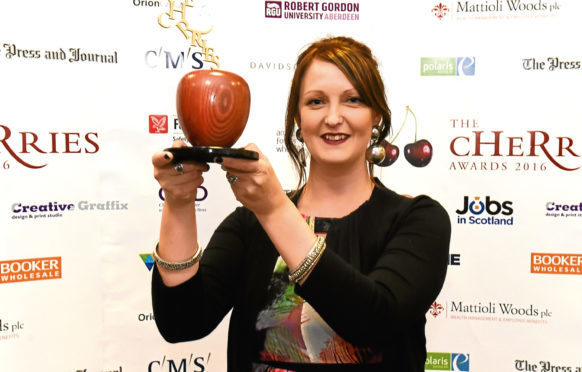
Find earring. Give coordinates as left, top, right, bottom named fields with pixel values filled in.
left=366, top=125, right=386, bottom=165
left=295, top=127, right=307, bottom=167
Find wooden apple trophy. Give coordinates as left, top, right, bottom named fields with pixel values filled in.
left=165, top=70, right=258, bottom=163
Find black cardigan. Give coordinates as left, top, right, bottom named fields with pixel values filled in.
left=152, top=183, right=451, bottom=371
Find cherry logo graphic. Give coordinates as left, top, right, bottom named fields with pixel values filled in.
left=379, top=106, right=433, bottom=167
left=405, top=139, right=433, bottom=167
left=379, top=139, right=399, bottom=166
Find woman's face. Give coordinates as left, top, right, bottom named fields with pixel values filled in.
left=297, top=59, right=379, bottom=170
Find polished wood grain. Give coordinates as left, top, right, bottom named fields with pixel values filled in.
left=176, top=70, right=251, bottom=147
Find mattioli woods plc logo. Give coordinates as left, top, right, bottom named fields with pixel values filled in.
left=147, top=0, right=220, bottom=70
left=0, top=257, right=61, bottom=284
left=429, top=299, right=552, bottom=325
left=449, top=118, right=581, bottom=172
left=0, top=124, right=99, bottom=169
left=431, top=1, right=561, bottom=21
left=456, top=196, right=514, bottom=226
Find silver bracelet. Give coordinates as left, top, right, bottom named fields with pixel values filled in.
left=288, top=236, right=326, bottom=283
left=152, top=240, right=202, bottom=271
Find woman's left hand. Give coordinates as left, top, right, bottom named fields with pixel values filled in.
left=220, top=143, right=288, bottom=217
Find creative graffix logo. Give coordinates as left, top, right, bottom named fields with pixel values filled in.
left=421, top=57, right=475, bottom=76
left=425, top=352, right=470, bottom=371
left=448, top=119, right=581, bottom=172
left=523, top=57, right=581, bottom=71
left=531, top=253, right=582, bottom=275
left=545, top=201, right=582, bottom=218
left=265, top=1, right=282, bottom=18
left=140, top=253, right=155, bottom=271
left=432, top=3, right=450, bottom=19
left=10, top=200, right=129, bottom=221
left=149, top=115, right=169, bottom=133
left=0, top=257, right=61, bottom=284
left=265, top=1, right=360, bottom=21
left=0, top=124, right=99, bottom=169
left=148, top=354, right=210, bottom=371
left=153, top=0, right=220, bottom=69
left=456, top=196, right=514, bottom=226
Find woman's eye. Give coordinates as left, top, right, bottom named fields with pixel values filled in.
left=307, top=99, right=323, bottom=105
left=347, top=96, right=362, bottom=104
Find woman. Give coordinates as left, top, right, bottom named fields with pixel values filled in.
left=151, top=36, right=451, bottom=371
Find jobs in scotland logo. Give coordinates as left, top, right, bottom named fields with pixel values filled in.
left=421, top=57, right=475, bottom=76
left=456, top=196, right=514, bottom=226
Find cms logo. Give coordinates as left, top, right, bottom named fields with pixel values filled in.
left=159, top=187, right=208, bottom=202
left=456, top=196, right=513, bottom=216
left=145, top=48, right=205, bottom=69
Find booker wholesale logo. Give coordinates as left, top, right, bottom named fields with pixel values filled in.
left=425, top=352, right=470, bottom=371
left=265, top=1, right=360, bottom=21
left=531, top=253, right=582, bottom=275
left=430, top=0, right=562, bottom=21
left=420, top=57, right=475, bottom=76
left=429, top=300, right=552, bottom=324
left=545, top=201, right=582, bottom=218
left=0, top=125, right=99, bottom=169
left=0, top=257, right=61, bottom=284
left=1, top=43, right=118, bottom=64
left=456, top=196, right=514, bottom=226
left=448, top=118, right=581, bottom=172
left=147, top=0, right=220, bottom=70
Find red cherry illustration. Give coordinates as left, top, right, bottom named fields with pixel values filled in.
left=404, top=139, right=433, bottom=167
left=379, top=139, right=399, bottom=166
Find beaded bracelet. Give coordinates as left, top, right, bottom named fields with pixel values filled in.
left=288, top=236, right=326, bottom=284
left=152, top=240, right=202, bottom=271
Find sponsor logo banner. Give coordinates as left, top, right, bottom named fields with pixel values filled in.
left=545, top=202, right=582, bottom=218
left=456, top=196, right=514, bottom=226
left=429, top=300, right=552, bottom=324
left=431, top=1, right=562, bottom=21
left=421, top=57, right=475, bottom=76
left=448, top=118, right=581, bottom=173
left=514, top=359, right=582, bottom=372
left=531, top=253, right=582, bottom=275
left=265, top=1, right=360, bottom=21
left=0, top=257, right=61, bottom=284
left=425, top=352, right=470, bottom=371
left=1, top=43, right=119, bottom=64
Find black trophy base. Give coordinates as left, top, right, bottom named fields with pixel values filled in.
left=164, top=146, right=259, bottom=163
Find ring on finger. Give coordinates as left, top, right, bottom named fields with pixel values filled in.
left=227, top=174, right=238, bottom=185
left=174, top=162, right=184, bottom=175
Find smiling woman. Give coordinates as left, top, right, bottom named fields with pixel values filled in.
left=151, top=36, right=451, bottom=372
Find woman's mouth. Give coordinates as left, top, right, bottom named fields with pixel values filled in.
left=321, top=133, right=349, bottom=144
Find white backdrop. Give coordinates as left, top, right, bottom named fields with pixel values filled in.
left=1, top=1, right=581, bottom=371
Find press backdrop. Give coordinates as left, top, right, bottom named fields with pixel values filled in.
left=1, top=1, right=581, bottom=371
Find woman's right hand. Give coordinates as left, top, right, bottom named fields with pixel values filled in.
left=152, top=140, right=210, bottom=207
